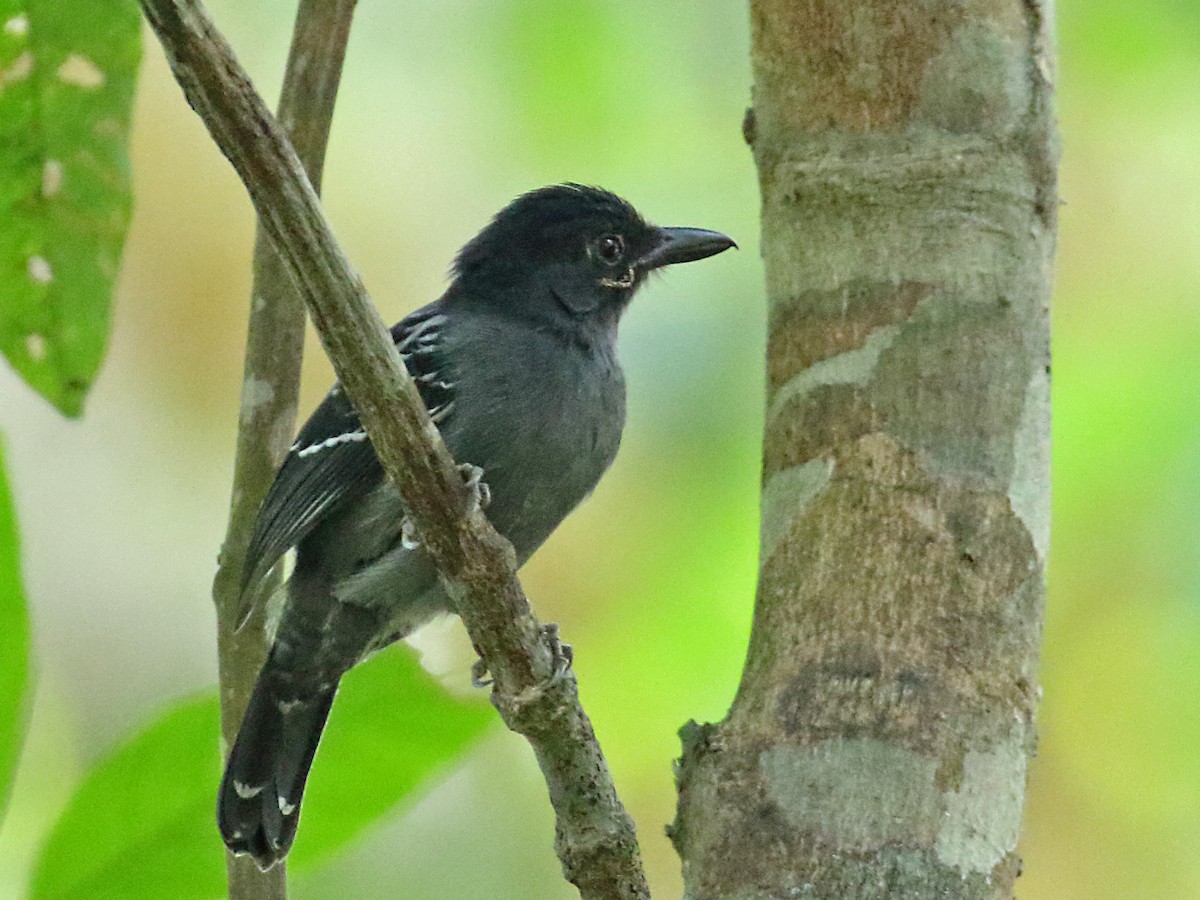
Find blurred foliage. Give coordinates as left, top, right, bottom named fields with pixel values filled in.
left=0, top=0, right=140, bottom=416
left=1023, top=1, right=1200, bottom=897
left=30, top=696, right=222, bottom=900
left=30, top=650, right=491, bottom=899
left=288, top=647, right=492, bottom=868
left=0, top=0, right=1196, bottom=898
left=0, top=439, right=29, bottom=823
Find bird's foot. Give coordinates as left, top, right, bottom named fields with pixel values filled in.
left=542, top=622, right=574, bottom=683
left=470, top=625, right=571, bottom=689
left=399, top=517, right=420, bottom=551
left=458, top=463, right=491, bottom=514
left=399, top=466, right=489, bottom=552
left=470, top=656, right=492, bottom=689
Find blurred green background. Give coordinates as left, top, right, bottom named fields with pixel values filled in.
left=1, top=0, right=1197, bottom=897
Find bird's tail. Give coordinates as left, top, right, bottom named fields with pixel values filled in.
left=217, top=665, right=337, bottom=870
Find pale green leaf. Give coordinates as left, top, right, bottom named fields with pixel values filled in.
left=0, top=0, right=141, bottom=416
left=295, top=649, right=494, bottom=866
left=30, top=696, right=223, bottom=900
left=31, top=649, right=492, bottom=899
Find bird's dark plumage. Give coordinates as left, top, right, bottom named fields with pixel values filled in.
left=218, top=184, right=734, bottom=868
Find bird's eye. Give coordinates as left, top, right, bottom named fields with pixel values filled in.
left=594, top=234, right=625, bottom=265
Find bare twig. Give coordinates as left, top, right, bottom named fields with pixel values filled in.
left=210, top=2, right=357, bottom=898
left=142, top=0, right=651, bottom=896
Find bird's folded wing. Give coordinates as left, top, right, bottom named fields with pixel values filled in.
left=236, top=304, right=455, bottom=627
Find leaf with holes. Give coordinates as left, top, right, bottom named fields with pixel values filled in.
left=0, top=0, right=140, bottom=416
left=30, top=649, right=492, bottom=899
left=0, top=437, right=31, bottom=822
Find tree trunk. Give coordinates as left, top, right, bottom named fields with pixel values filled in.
left=672, top=3, right=1056, bottom=898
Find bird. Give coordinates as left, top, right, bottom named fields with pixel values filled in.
left=217, top=183, right=735, bottom=869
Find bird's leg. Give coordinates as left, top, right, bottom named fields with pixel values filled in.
left=470, top=658, right=492, bottom=688
left=457, top=469, right=494, bottom=690
left=400, top=465, right=490, bottom=553
left=458, top=463, right=491, bottom=514
left=470, top=644, right=493, bottom=689
left=542, top=622, right=574, bottom=682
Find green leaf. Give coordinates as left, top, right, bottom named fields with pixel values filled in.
left=0, top=0, right=141, bottom=416
left=0, top=437, right=31, bottom=822
left=295, top=648, right=494, bottom=867
left=31, top=696, right=225, bottom=900
left=31, top=649, right=493, bottom=899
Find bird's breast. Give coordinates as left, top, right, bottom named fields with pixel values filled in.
left=445, top=325, right=626, bottom=561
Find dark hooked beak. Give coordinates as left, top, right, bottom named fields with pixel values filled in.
left=636, top=226, right=737, bottom=272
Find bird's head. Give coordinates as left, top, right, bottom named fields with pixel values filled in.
left=451, top=184, right=735, bottom=323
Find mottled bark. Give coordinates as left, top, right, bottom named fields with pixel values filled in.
left=672, top=3, right=1056, bottom=898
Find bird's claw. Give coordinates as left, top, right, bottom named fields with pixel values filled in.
left=542, top=622, right=574, bottom=683
left=470, top=656, right=493, bottom=689
left=399, top=517, right=420, bottom=551
left=470, top=625, right=571, bottom=690
left=459, top=463, right=491, bottom=514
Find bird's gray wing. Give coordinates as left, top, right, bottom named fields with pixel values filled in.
left=236, top=304, right=455, bottom=626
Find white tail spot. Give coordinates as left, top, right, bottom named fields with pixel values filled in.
left=57, top=54, right=105, bottom=89
left=233, top=780, right=264, bottom=799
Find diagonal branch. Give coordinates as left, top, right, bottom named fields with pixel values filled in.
left=211, top=1, right=358, bottom=898
left=140, top=0, right=651, bottom=896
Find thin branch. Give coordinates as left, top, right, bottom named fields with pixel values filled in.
left=142, top=0, right=651, bottom=896
left=210, top=1, right=357, bottom=898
